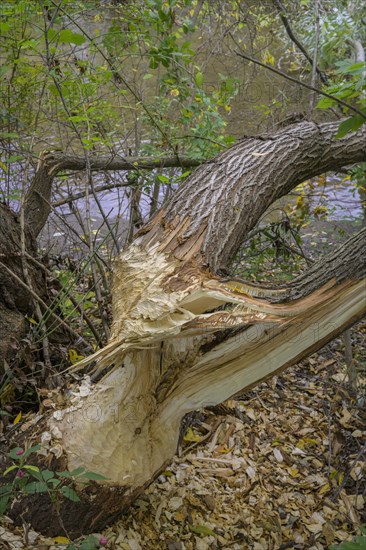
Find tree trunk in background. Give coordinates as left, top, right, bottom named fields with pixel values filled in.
left=2, top=121, right=366, bottom=537
left=0, top=204, right=43, bottom=371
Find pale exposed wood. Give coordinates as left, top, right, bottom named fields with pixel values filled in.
left=57, top=276, right=365, bottom=488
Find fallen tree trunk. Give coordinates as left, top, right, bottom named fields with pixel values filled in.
left=3, top=121, right=366, bottom=537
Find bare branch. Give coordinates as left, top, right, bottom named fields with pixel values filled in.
left=273, top=0, right=328, bottom=84
left=308, top=0, right=321, bottom=115
left=47, top=153, right=204, bottom=173
left=235, top=50, right=366, bottom=120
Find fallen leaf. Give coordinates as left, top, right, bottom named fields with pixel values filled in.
left=13, top=411, right=22, bottom=425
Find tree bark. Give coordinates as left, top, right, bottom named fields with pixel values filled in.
left=0, top=204, right=44, bottom=369
left=2, top=121, right=366, bottom=537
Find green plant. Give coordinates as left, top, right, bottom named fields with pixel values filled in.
left=0, top=444, right=108, bottom=520
left=329, top=525, right=366, bottom=549
left=65, top=534, right=108, bottom=550
left=0, top=445, right=110, bottom=547
left=317, top=60, right=366, bottom=137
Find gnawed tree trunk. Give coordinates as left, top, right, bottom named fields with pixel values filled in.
left=3, top=121, right=366, bottom=537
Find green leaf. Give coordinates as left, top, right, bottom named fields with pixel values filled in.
left=3, top=465, right=18, bottom=476
left=56, top=471, right=72, bottom=478
left=81, top=471, right=109, bottom=481
left=41, top=470, right=55, bottom=481
left=27, top=469, right=43, bottom=482
left=329, top=539, right=366, bottom=550
left=5, top=155, right=24, bottom=163
left=53, top=536, right=71, bottom=545
left=0, top=495, right=10, bottom=516
left=23, top=481, right=48, bottom=494
left=149, top=57, right=159, bottom=69
left=0, top=22, right=10, bottom=33
left=23, top=465, right=40, bottom=473
left=0, top=484, right=12, bottom=495
left=330, top=537, right=366, bottom=549
left=9, top=447, right=24, bottom=460
left=157, top=175, right=170, bottom=183
left=0, top=132, right=19, bottom=139
left=336, top=61, right=366, bottom=75
left=57, top=466, right=86, bottom=478
left=68, top=115, right=89, bottom=123
left=59, top=30, right=86, bottom=46
left=316, top=96, right=337, bottom=109
left=60, top=486, right=80, bottom=502
left=0, top=65, right=9, bottom=78
left=79, top=535, right=100, bottom=550
left=47, top=478, right=61, bottom=487
left=189, top=524, right=216, bottom=537
left=69, top=466, right=86, bottom=477
left=23, top=444, right=41, bottom=459
left=195, top=71, right=203, bottom=87
left=336, top=115, right=365, bottom=138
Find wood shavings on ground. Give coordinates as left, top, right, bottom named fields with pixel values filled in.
left=1, top=331, right=365, bottom=549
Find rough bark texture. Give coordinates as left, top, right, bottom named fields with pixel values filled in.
left=0, top=204, right=43, bottom=369
left=2, top=121, right=366, bottom=538
left=140, top=121, right=366, bottom=271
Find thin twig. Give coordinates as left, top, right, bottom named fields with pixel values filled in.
left=235, top=51, right=366, bottom=120
left=333, top=441, right=366, bottom=500
left=21, top=253, right=103, bottom=346
left=0, top=260, right=92, bottom=351
left=273, top=0, right=327, bottom=84
left=53, top=181, right=129, bottom=208
left=308, top=0, right=321, bottom=116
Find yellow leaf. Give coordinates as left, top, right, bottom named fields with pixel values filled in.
left=289, top=467, right=299, bottom=477
left=183, top=427, right=201, bottom=443
left=13, top=411, right=22, bottom=425
left=263, top=50, right=275, bottom=66
left=0, top=160, right=8, bottom=173
left=26, top=316, right=38, bottom=325
left=53, top=536, right=70, bottom=544
left=303, top=438, right=317, bottom=445
left=319, top=483, right=330, bottom=495
left=218, top=447, right=231, bottom=454
left=68, top=349, right=85, bottom=364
